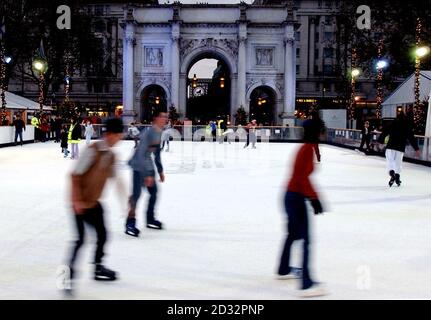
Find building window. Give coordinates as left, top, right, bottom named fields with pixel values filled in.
left=323, top=64, right=333, bottom=75
left=95, top=5, right=104, bottom=16
left=296, top=65, right=300, bottom=74
left=324, top=32, right=333, bottom=41
left=296, top=48, right=300, bottom=58
left=295, top=31, right=300, bottom=41
left=324, top=16, right=332, bottom=25
left=315, top=49, right=319, bottom=59
left=94, top=20, right=106, bottom=33
left=315, top=82, right=320, bottom=91
left=315, top=32, right=319, bottom=42
left=314, top=65, right=319, bottom=74
left=323, top=48, right=333, bottom=58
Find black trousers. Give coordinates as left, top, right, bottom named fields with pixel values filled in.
left=69, top=202, right=107, bottom=267
left=359, top=135, right=371, bottom=150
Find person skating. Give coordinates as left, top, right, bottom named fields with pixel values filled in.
left=377, top=111, right=420, bottom=187
left=125, top=110, right=167, bottom=237
left=84, top=120, right=94, bottom=145
left=60, top=125, right=70, bottom=158
left=277, top=119, right=327, bottom=297
left=358, top=121, right=372, bottom=154
left=161, top=120, right=172, bottom=151
left=65, top=118, right=124, bottom=294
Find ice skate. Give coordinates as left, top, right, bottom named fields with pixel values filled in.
left=125, top=218, right=140, bottom=237
left=388, top=170, right=395, bottom=187
left=395, top=174, right=401, bottom=187
left=147, top=219, right=163, bottom=230
left=298, top=283, right=328, bottom=298
left=277, top=267, right=302, bottom=280
left=94, top=264, right=117, bottom=281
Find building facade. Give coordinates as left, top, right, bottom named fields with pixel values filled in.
left=7, top=0, right=387, bottom=126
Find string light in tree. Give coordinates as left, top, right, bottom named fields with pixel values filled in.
left=0, top=43, right=6, bottom=111
left=413, top=18, right=429, bottom=131
left=349, top=48, right=359, bottom=122
left=375, top=39, right=386, bottom=119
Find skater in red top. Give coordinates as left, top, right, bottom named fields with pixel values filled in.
left=277, top=119, right=327, bottom=297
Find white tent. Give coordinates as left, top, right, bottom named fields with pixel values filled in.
left=426, top=90, right=431, bottom=137
left=382, top=71, right=431, bottom=118
left=4, top=91, right=51, bottom=111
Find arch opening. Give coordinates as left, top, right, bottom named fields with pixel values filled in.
left=140, top=84, right=167, bottom=124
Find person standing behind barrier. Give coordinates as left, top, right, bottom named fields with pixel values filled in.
left=377, top=111, right=420, bottom=187
left=277, top=119, right=327, bottom=297
left=125, top=111, right=167, bottom=237
left=84, top=120, right=94, bottom=146
left=210, top=120, right=217, bottom=142
left=128, top=122, right=140, bottom=149
left=218, top=119, right=227, bottom=144
left=308, top=111, right=326, bottom=162
left=31, top=113, right=40, bottom=142
left=13, top=114, right=26, bottom=146
left=68, top=117, right=82, bottom=160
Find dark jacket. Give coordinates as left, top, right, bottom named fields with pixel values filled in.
left=378, top=118, right=419, bottom=153
left=71, top=123, right=82, bottom=141
left=361, top=126, right=372, bottom=137
left=13, top=119, right=26, bottom=132
left=61, top=130, right=68, bottom=148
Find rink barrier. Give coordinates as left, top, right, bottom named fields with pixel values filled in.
left=2, top=124, right=431, bottom=165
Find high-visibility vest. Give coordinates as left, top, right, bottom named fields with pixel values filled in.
left=31, top=117, right=40, bottom=128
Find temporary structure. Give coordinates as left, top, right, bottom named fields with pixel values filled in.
left=382, top=71, right=431, bottom=118
left=4, top=91, right=51, bottom=111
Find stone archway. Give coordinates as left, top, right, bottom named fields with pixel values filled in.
left=179, top=44, right=238, bottom=121
left=249, top=85, right=277, bottom=126
left=140, top=84, right=168, bottom=124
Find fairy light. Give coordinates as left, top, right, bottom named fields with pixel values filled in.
left=0, top=43, right=6, bottom=111
left=376, top=40, right=384, bottom=119
left=349, top=48, right=358, bottom=122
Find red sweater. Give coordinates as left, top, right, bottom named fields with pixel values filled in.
left=287, top=143, right=318, bottom=199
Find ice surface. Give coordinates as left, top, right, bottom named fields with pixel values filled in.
left=1, top=140, right=431, bottom=299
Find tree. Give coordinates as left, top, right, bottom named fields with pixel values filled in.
left=0, top=0, right=105, bottom=101
left=234, top=106, right=248, bottom=125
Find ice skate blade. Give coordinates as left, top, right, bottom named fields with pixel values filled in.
left=94, top=275, right=117, bottom=281
left=297, top=286, right=328, bottom=298
left=276, top=274, right=300, bottom=280
left=125, top=230, right=139, bottom=237
left=146, top=224, right=163, bottom=230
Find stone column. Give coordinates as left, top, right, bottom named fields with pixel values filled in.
left=171, top=23, right=180, bottom=112
left=122, top=22, right=135, bottom=124
left=284, top=37, right=295, bottom=124
left=308, top=16, right=316, bottom=76
left=237, top=36, right=247, bottom=111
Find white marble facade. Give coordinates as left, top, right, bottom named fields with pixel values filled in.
left=122, top=3, right=297, bottom=124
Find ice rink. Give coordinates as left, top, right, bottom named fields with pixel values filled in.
left=1, top=140, right=431, bottom=299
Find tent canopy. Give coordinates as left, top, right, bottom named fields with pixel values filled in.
left=4, top=91, right=51, bottom=111
left=382, top=71, right=431, bottom=118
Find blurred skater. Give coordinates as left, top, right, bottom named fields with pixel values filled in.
left=125, top=110, right=167, bottom=236
left=277, top=120, right=327, bottom=297
left=161, top=120, right=172, bottom=151
left=65, top=118, right=124, bottom=294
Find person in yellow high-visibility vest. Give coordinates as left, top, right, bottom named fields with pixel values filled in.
left=68, top=117, right=82, bottom=159
left=31, top=114, right=41, bottom=142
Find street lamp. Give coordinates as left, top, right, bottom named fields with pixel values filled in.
left=415, top=46, right=430, bottom=59
left=32, top=58, right=48, bottom=111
